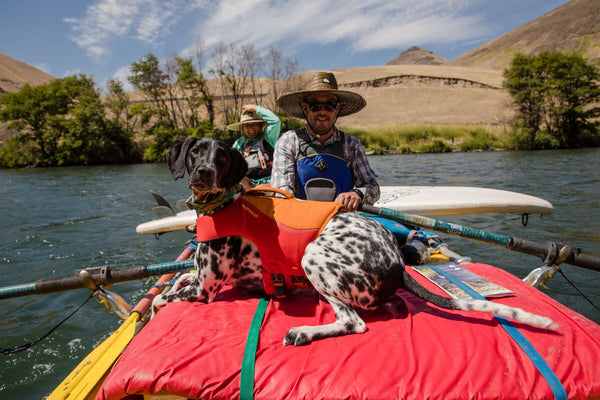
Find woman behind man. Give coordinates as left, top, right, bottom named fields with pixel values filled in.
left=228, top=104, right=281, bottom=186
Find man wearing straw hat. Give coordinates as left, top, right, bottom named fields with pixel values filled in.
left=272, top=71, right=379, bottom=211
left=227, top=104, right=281, bottom=185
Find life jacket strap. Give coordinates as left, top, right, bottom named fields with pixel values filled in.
left=271, top=274, right=287, bottom=298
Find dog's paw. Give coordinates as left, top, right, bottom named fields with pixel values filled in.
left=283, top=329, right=311, bottom=346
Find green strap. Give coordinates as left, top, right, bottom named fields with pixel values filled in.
left=239, top=296, right=270, bottom=400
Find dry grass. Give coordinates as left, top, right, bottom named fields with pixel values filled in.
left=331, top=65, right=514, bottom=129
left=0, top=51, right=54, bottom=93
left=334, top=65, right=506, bottom=87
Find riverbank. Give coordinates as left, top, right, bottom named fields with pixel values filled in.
left=343, top=123, right=600, bottom=154
left=342, top=124, right=509, bottom=154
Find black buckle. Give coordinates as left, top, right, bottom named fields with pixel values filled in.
left=291, top=275, right=310, bottom=288
left=271, top=274, right=287, bottom=298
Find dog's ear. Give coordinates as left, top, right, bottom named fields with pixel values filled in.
left=166, top=138, right=197, bottom=180
left=227, top=146, right=249, bottom=187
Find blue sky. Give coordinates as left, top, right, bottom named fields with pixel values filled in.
left=1, top=0, right=568, bottom=92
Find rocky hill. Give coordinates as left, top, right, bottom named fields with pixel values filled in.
left=329, top=65, right=510, bottom=129
left=0, top=51, right=55, bottom=93
left=450, top=0, right=600, bottom=70
left=386, top=47, right=447, bottom=66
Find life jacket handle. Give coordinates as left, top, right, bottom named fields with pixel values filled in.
left=245, top=187, right=295, bottom=199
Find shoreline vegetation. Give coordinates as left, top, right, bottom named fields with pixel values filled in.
left=0, top=121, right=596, bottom=169
left=1, top=50, right=598, bottom=168
left=344, top=124, right=507, bottom=155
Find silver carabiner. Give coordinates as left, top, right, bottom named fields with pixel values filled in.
left=523, top=265, right=559, bottom=288
left=94, top=288, right=134, bottom=319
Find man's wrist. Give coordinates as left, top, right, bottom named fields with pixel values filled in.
left=351, top=188, right=365, bottom=202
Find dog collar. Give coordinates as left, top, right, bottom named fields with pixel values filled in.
left=187, top=184, right=244, bottom=215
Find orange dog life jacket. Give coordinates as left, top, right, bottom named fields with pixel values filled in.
left=195, top=188, right=343, bottom=297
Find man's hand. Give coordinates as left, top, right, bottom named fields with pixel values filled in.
left=335, top=191, right=362, bottom=212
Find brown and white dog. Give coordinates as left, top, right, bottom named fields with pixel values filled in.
left=152, top=137, right=555, bottom=346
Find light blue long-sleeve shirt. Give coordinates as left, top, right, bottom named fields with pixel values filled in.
left=232, top=106, right=281, bottom=151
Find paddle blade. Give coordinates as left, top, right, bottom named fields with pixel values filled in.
left=150, top=191, right=174, bottom=212
left=152, top=205, right=176, bottom=219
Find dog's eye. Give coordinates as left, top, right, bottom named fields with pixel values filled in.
left=218, top=154, right=227, bottom=162
left=191, top=149, right=199, bottom=156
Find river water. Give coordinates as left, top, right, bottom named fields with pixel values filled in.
left=1, top=148, right=599, bottom=399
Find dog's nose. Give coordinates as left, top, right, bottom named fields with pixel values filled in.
left=190, top=165, right=215, bottom=185
left=193, top=166, right=210, bottom=178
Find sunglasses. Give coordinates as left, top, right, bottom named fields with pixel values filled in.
left=306, top=101, right=339, bottom=112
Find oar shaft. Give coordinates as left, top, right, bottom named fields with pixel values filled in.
left=360, top=204, right=600, bottom=272
left=0, top=259, right=194, bottom=300
left=509, top=237, right=600, bottom=272
left=363, top=205, right=511, bottom=246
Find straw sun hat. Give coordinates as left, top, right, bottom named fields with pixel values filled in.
left=277, top=71, right=366, bottom=119
left=227, top=110, right=266, bottom=131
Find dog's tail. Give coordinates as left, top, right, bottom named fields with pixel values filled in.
left=402, top=270, right=557, bottom=329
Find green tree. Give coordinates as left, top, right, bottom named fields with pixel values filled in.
left=540, top=52, right=600, bottom=147
left=128, top=54, right=177, bottom=161
left=0, top=74, right=137, bottom=167
left=504, top=52, right=600, bottom=149
left=504, top=54, right=545, bottom=148
left=105, top=78, right=136, bottom=135
left=59, top=86, right=134, bottom=165
left=174, top=56, right=215, bottom=127
left=127, top=53, right=220, bottom=161
left=0, top=78, right=78, bottom=164
left=128, top=54, right=168, bottom=115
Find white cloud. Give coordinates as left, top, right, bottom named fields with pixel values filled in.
left=353, top=14, right=489, bottom=52
left=62, top=68, right=83, bottom=78
left=65, top=0, right=494, bottom=77
left=195, top=0, right=488, bottom=57
left=65, top=0, right=202, bottom=60
left=111, top=66, right=135, bottom=92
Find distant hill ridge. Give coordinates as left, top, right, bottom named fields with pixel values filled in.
left=449, top=0, right=600, bottom=69
left=386, top=46, right=447, bottom=66
left=0, top=51, right=54, bottom=93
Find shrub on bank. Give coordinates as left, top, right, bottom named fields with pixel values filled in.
left=342, top=125, right=501, bottom=153
left=0, top=136, right=38, bottom=167
left=457, top=128, right=499, bottom=151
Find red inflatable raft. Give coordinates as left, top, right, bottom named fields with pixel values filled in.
left=98, top=263, right=600, bottom=400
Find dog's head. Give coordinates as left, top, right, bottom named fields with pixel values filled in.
left=166, top=138, right=248, bottom=204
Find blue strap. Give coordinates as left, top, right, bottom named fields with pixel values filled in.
left=365, top=214, right=438, bottom=243
left=152, top=278, right=177, bottom=288
left=186, top=240, right=198, bottom=251
left=427, top=264, right=567, bottom=400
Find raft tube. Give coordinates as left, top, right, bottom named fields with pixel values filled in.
left=98, top=263, right=600, bottom=400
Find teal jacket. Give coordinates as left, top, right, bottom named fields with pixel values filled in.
left=232, top=106, right=281, bottom=151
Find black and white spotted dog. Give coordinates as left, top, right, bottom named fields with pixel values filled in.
left=152, top=137, right=555, bottom=346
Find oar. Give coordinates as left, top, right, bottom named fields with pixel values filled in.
left=0, top=258, right=194, bottom=300
left=360, top=204, right=600, bottom=272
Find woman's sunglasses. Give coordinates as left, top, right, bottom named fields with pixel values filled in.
left=306, top=101, right=339, bottom=112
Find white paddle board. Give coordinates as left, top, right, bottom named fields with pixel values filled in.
left=136, top=186, right=553, bottom=235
